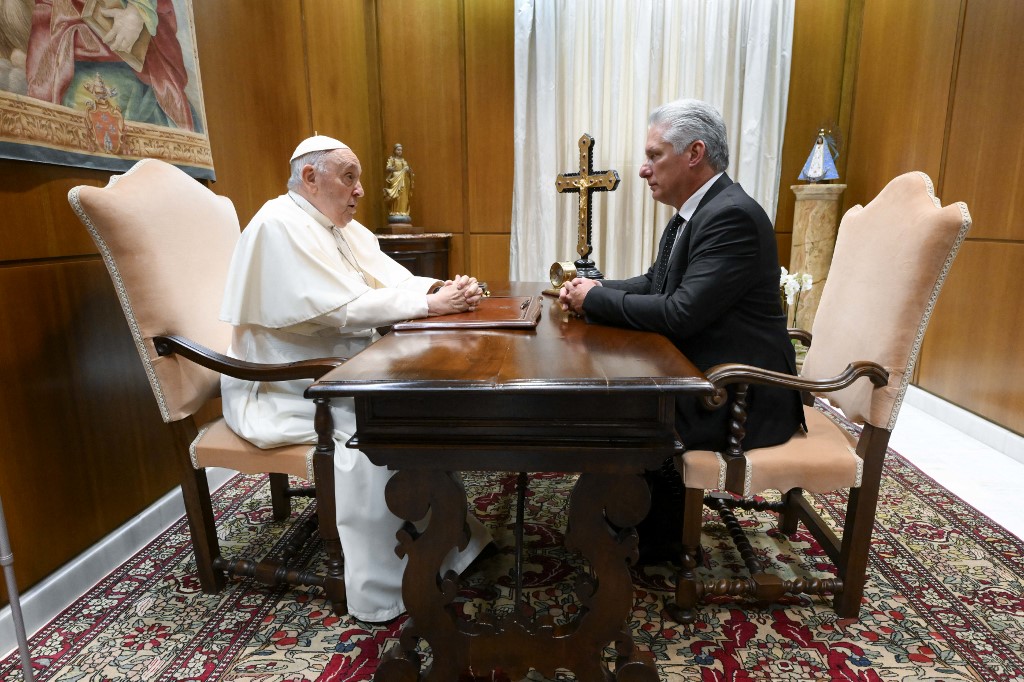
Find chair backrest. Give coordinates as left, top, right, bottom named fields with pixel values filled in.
left=800, top=171, right=970, bottom=431
left=69, top=159, right=241, bottom=423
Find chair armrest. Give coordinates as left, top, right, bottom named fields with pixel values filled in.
left=153, top=334, right=346, bottom=382
left=706, top=360, right=888, bottom=394
left=788, top=327, right=812, bottom=347
left=702, top=360, right=889, bottom=462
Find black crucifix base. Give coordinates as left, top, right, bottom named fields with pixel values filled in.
left=574, top=258, right=603, bottom=280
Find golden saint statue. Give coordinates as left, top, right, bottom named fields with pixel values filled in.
left=384, top=143, right=414, bottom=225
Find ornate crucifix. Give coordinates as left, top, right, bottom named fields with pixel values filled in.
left=554, top=133, right=620, bottom=280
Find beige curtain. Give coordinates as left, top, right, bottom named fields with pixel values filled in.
left=511, top=0, right=795, bottom=282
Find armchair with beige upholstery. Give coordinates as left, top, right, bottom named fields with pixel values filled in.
left=68, top=159, right=347, bottom=614
left=670, top=171, right=971, bottom=622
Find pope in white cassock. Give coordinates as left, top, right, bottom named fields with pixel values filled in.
left=219, top=135, right=492, bottom=622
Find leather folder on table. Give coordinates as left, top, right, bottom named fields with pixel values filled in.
left=392, top=296, right=542, bottom=330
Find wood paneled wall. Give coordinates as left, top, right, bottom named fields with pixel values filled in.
left=913, top=0, right=1024, bottom=433
left=0, top=258, right=181, bottom=601
left=305, top=0, right=384, bottom=232
left=192, top=2, right=311, bottom=224
left=372, top=0, right=514, bottom=281
left=842, top=0, right=961, bottom=209
left=0, top=164, right=182, bottom=610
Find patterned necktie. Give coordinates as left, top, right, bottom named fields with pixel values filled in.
left=652, top=214, right=684, bottom=295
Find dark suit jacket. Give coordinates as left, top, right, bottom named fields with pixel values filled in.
left=583, top=174, right=804, bottom=451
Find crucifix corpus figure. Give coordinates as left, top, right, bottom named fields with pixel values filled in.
left=553, top=133, right=620, bottom=280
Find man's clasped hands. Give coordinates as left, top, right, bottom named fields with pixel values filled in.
left=427, top=274, right=484, bottom=316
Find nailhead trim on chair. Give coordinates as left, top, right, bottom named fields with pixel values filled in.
left=714, top=452, right=727, bottom=490
left=188, top=426, right=317, bottom=482
left=304, top=447, right=316, bottom=483
left=67, top=160, right=172, bottom=423
left=744, top=457, right=754, bottom=497
left=852, top=446, right=864, bottom=488
left=189, top=425, right=210, bottom=469
left=886, top=172, right=971, bottom=432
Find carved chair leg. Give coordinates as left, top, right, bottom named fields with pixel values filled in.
left=778, top=488, right=802, bottom=535
left=171, top=420, right=225, bottom=593
left=680, top=486, right=704, bottom=565
left=313, top=398, right=347, bottom=615
left=179, top=465, right=225, bottom=593
left=835, top=426, right=889, bottom=618
left=269, top=472, right=291, bottom=521
left=835, top=484, right=878, bottom=618
left=668, top=486, right=705, bottom=624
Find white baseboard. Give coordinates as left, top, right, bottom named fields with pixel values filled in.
left=904, top=385, right=1024, bottom=466
left=0, top=469, right=235, bottom=660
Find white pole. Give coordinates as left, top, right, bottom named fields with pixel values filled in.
left=0, top=494, right=34, bottom=681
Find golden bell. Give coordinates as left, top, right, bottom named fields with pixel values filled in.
left=549, top=261, right=578, bottom=288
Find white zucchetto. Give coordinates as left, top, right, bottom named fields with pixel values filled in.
left=290, top=135, right=350, bottom=161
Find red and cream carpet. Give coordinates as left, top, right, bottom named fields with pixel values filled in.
left=3, top=405, right=1023, bottom=681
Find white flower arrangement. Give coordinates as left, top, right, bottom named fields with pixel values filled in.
left=780, top=266, right=813, bottom=326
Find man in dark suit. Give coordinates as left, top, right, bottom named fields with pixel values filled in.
left=559, top=99, right=804, bottom=560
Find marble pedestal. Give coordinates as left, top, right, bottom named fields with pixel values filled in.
left=789, top=183, right=846, bottom=331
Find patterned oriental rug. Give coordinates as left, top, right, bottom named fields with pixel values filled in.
left=3, top=405, right=1024, bottom=681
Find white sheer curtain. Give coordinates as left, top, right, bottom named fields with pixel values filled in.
left=511, top=0, right=795, bottom=282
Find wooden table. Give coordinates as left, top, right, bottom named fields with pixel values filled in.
left=306, top=282, right=713, bottom=682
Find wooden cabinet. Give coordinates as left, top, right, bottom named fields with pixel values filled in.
left=377, top=233, right=452, bottom=280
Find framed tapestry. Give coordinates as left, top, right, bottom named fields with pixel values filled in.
left=0, top=0, right=214, bottom=180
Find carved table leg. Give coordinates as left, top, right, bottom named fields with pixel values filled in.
left=375, top=469, right=472, bottom=682
left=375, top=469, right=660, bottom=682
left=564, top=472, right=659, bottom=682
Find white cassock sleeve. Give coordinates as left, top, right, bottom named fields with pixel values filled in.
left=220, top=194, right=434, bottom=330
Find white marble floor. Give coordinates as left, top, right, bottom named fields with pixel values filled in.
left=892, top=387, right=1024, bottom=540
left=3, top=387, right=1024, bottom=660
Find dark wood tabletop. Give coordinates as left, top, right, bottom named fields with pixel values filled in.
left=307, top=282, right=712, bottom=473
left=309, top=281, right=708, bottom=397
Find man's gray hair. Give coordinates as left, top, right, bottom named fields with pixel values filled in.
left=649, top=99, right=729, bottom=173
left=287, top=150, right=333, bottom=191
